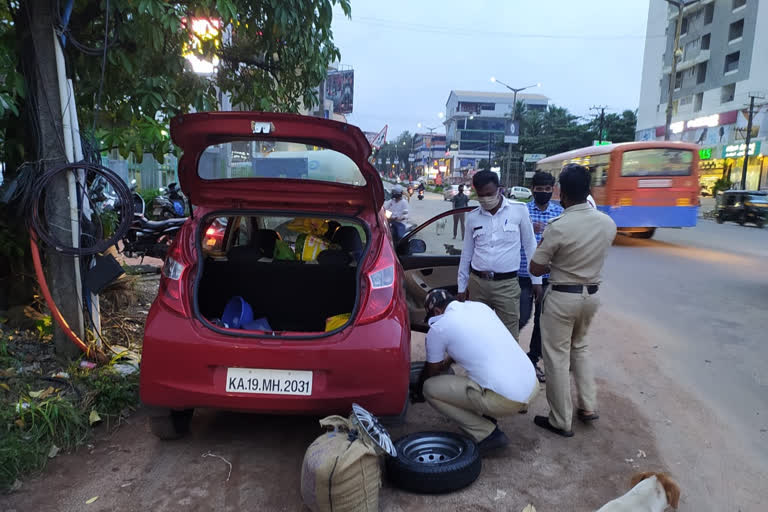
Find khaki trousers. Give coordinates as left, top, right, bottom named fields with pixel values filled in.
left=423, top=374, right=538, bottom=442
left=540, top=288, right=600, bottom=432
left=468, top=274, right=521, bottom=340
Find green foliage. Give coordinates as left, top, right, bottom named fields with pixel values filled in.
left=100, top=210, right=119, bottom=239
left=713, top=178, right=732, bottom=195
left=34, top=315, right=53, bottom=339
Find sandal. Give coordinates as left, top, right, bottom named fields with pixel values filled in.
left=577, top=409, right=600, bottom=422
left=535, top=366, right=546, bottom=383
left=534, top=415, right=574, bottom=437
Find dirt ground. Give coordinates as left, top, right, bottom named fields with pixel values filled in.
left=2, top=261, right=764, bottom=510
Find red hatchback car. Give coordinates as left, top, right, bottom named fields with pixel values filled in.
left=140, top=112, right=468, bottom=439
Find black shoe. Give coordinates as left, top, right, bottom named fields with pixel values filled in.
left=533, top=415, right=574, bottom=438
left=477, top=427, right=510, bottom=455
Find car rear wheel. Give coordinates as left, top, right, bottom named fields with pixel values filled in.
left=386, top=431, right=481, bottom=494
left=715, top=213, right=725, bottom=224
left=149, top=409, right=194, bottom=440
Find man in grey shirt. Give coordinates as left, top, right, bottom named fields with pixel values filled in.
left=451, top=184, right=470, bottom=239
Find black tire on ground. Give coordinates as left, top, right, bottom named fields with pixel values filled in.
left=738, top=214, right=746, bottom=226
left=386, top=431, right=482, bottom=494
left=149, top=409, right=194, bottom=440
left=756, top=218, right=765, bottom=229
left=632, top=228, right=656, bottom=239
left=715, top=213, right=725, bottom=224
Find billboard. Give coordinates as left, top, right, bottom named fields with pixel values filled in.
left=325, top=70, right=354, bottom=114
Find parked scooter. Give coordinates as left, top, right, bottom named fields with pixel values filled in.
left=123, top=189, right=185, bottom=260
left=152, top=182, right=186, bottom=219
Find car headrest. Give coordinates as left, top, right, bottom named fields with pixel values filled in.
left=332, top=226, right=363, bottom=260
left=250, top=229, right=281, bottom=258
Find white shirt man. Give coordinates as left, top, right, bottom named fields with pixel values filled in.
left=418, top=289, right=538, bottom=455
left=384, top=186, right=409, bottom=222
left=457, top=171, right=540, bottom=340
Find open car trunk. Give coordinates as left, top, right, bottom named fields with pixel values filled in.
left=196, top=214, right=367, bottom=334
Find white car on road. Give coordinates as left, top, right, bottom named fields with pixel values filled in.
left=507, top=186, right=532, bottom=201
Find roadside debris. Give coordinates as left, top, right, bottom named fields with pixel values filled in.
left=85, top=496, right=99, bottom=504
left=202, top=451, right=232, bottom=482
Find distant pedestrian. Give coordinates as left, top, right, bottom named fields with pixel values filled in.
left=529, top=164, right=617, bottom=438
left=457, top=170, right=541, bottom=340
left=518, top=171, right=563, bottom=383
left=415, top=289, right=538, bottom=455
left=451, top=184, right=470, bottom=240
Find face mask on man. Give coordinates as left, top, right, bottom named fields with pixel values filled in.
left=478, top=193, right=500, bottom=211
left=533, top=191, right=553, bottom=205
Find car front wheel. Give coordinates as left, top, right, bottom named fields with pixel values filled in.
left=149, top=409, right=194, bottom=440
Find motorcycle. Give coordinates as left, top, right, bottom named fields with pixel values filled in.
left=124, top=187, right=185, bottom=260
left=385, top=209, right=415, bottom=246
left=152, top=182, right=186, bottom=219
left=417, top=189, right=424, bottom=200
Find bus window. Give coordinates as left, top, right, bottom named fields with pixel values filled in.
left=621, top=149, right=693, bottom=177
left=587, top=154, right=610, bottom=187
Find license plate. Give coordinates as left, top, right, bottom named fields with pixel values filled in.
left=638, top=179, right=673, bottom=188
left=225, top=368, right=312, bottom=396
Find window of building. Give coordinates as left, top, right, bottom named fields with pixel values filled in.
left=694, top=92, right=704, bottom=112
left=701, top=33, right=711, bottom=49
left=680, top=16, right=689, bottom=35
left=733, top=0, right=746, bottom=11
left=729, top=19, right=744, bottom=41
left=704, top=4, right=714, bottom=24
left=464, top=118, right=505, bottom=131
left=457, top=102, right=495, bottom=114
left=721, top=83, right=736, bottom=103
left=674, top=71, right=683, bottom=90
left=680, top=95, right=693, bottom=106
left=724, top=51, right=740, bottom=73
left=684, top=38, right=700, bottom=59
left=696, top=61, right=708, bottom=84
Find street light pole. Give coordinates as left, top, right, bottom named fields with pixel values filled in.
left=491, top=77, right=540, bottom=187
left=664, top=0, right=699, bottom=141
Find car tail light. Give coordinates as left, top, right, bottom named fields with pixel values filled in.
left=358, top=244, right=397, bottom=325
left=158, top=245, right=187, bottom=315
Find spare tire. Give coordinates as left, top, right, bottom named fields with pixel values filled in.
left=386, top=431, right=481, bottom=494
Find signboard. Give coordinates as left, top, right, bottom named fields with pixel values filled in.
left=504, top=120, right=520, bottom=144
left=699, top=148, right=712, bottom=160
left=365, top=125, right=388, bottom=149
left=524, top=171, right=535, bottom=178
left=325, top=70, right=354, bottom=114
left=459, top=158, right=475, bottom=168
left=408, top=154, right=415, bottom=162
left=450, top=142, right=459, bottom=150
left=394, top=157, right=399, bottom=164
left=523, top=153, right=546, bottom=163
left=386, top=158, right=391, bottom=165
left=593, top=140, right=612, bottom=146
left=722, top=141, right=761, bottom=158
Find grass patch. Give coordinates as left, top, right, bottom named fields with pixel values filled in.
left=0, top=333, right=140, bottom=492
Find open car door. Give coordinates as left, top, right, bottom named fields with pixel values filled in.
left=395, top=207, right=474, bottom=332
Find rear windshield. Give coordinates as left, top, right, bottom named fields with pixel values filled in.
left=621, top=148, right=693, bottom=177
left=747, top=194, right=768, bottom=203
left=198, top=140, right=367, bottom=186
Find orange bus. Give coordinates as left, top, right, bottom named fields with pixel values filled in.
left=535, top=141, right=700, bottom=238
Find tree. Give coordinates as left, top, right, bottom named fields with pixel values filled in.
left=0, top=0, right=351, bottom=347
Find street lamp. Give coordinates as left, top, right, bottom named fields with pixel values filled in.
left=491, top=77, right=540, bottom=187
left=490, top=77, right=541, bottom=122
left=664, top=0, right=700, bottom=141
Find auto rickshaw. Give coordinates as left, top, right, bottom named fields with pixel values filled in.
left=715, top=190, right=768, bottom=228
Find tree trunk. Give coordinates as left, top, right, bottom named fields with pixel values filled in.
left=17, top=0, right=84, bottom=359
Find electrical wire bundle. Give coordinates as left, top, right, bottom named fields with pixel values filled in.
left=28, top=161, right=134, bottom=256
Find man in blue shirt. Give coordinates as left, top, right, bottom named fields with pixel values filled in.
left=518, top=171, right=563, bottom=383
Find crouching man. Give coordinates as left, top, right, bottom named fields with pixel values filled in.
left=415, top=289, right=538, bottom=455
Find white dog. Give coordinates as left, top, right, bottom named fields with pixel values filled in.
left=596, top=472, right=680, bottom=512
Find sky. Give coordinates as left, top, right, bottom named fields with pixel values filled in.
left=330, top=0, right=654, bottom=137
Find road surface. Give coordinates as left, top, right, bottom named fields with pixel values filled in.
left=4, top=187, right=766, bottom=511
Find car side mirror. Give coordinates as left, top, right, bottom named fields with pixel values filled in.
left=407, top=238, right=426, bottom=254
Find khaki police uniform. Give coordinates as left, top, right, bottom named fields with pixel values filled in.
left=531, top=202, right=617, bottom=432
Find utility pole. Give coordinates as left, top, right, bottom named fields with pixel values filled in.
left=18, top=0, right=85, bottom=358
left=740, top=92, right=766, bottom=190
left=664, top=0, right=699, bottom=141
left=591, top=105, right=608, bottom=143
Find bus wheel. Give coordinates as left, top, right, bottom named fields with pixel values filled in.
left=632, top=228, right=656, bottom=239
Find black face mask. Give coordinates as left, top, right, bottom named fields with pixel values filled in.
left=533, top=191, right=553, bottom=205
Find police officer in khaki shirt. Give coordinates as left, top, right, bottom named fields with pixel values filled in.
left=528, top=163, right=617, bottom=437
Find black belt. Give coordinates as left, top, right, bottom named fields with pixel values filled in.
left=471, top=269, right=518, bottom=281
left=552, top=284, right=599, bottom=294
